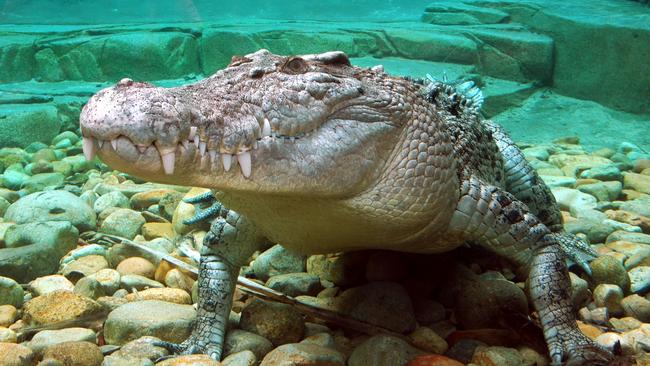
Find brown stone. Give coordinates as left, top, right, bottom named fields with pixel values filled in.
left=23, top=290, right=103, bottom=326
left=0, top=343, right=37, bottom=366
left=141, top=222, right=175, bottom=240
left=116, top=257, right=156, bottom=279
left=42, top=341, right=103, bottom=366
left=0, top=304, right=18, bottom=327
left=125, top=288, right=191, bottom=304
left=155, top=354, right=220, bottom=366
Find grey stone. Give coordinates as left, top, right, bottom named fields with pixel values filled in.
left=119, top=275, right=164, bottom=292
left=306, top=252, right=368, bottom=286
left=606, top=231, right=650, bottom=245
left=93, top=191, right=130, bottom=214
left=628, top=266, right=650, bottom=295
left=593, top=284, right=624, bottom=317
left=222, top=350, right=256, bottom=366
left=590, top=255, right=630, bottom=291
left=4, top=190, right=96, bottom=232
left=26, top=327, right=96, bottom=354
left=104, top=300, right=196, bottom=346
left=0, top=104, right=61, bottom=148
left=265, top=273, right=322, bottom=297
left=240, top=299, right=305, bottom=347
left=224, top=329, right=273, bottom=361
left=252, top=244, right=307, bottom=281
left=621, top=294, right=650, bottom=323
left=100, top=209, right=145, bottom=240
left=21, top=172, right=65, bottom=193
left=110, top=336, right=169, bottom=362
left=73, top=277, right=106, bottom=300
left=348, top=334, right=424, bottom=366
left=0, top=276, right=24, bottom=308
left=0, top=221, right=79, bottom=283
left=456, top=279, right=528, bottom=329
left=1, top=169, right=30, bottom=190
left=260, top=343, right=345, bottom=366
left=580, top=165, right=623, bottom=182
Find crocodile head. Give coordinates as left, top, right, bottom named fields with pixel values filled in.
left=80, top=49, right=417, bottom=197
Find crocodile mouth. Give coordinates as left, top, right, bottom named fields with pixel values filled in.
left=81, top=117, right=328, bottom=179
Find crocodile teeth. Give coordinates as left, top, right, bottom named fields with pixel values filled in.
left=160, top=150, right=176, bottom=175
left=262, top=118, right=272, bottom=137
left=199, top=141, right=207, bottom=156
left=208, top=149, right=217, bottom=163
left=110, top=139, right=118, bottom=150
left=194, top=135, right=200, bottom=146
left=222, top=154, right=233, bottom=171
left=237, top=151, right=251, bottom=178
left=98, top=140, right=104, bottom=148
left=136, top=145, right=148, bottom=153
left=189, top=126, right=197, bottom=141
left=82, top=137, right=95, bottom=161
left=181, top=140, right=190, bottom=151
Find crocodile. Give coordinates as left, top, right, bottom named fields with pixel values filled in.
left=79, top=49, right=613, bottom=365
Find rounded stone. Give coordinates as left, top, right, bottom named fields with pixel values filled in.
left=73, top=277, right=106, bottom=300
left=155, top=355, right=220, bottom=366
left=252, top=244, right=307, bottom=281
left=471, top=346, right=524, bottom=366
left=223, top=329, right=273, bottom=360
left=348, top=334, right=424, bottom=366
left=0, top=343, right=36, bottom=366
left=260, top=343, right=345, bottom=366
left=4, top=190, right=96, bottom=232
left=87, top=268, right=121, bottom=295
left=406, top=355, right=464, bottom=366
left=116, top=257, right=156, bottom=279
left=306, top=252, right=367, bottom=286
left=42, top=341, right=103, bottom=366
left=109, top=336, right=169, bottom=361
left=104, top=300, right=196, bottom=345
left=222, top=350, right=256, bottom=366
left=407, top=326, right=448, bottom=354
left=0, top=276, right=24, bottom=308
left=621, top=294, right=650, bottom=322
left=23, top=290, right=103, bottom=326
left=62, top=255, right=110, bottom=280
left=265, top=273, right=322, bottom=297
left=593, top=284, right=624, bottom=317
left=0, top=304, right=18, bottom=327
left=0, top=326, right=17, bottom=342
left=27, top=327, right=97, bottom=354
left=456, top=279, right=528, bottom=329
left=99, top=209, right=146, bottom=240
left=124, top=288, right=191, bottom=305
left=93, top=191, right=130, bottom=214
left=628, top=266, right=650, bottom=294
left=119, top=275, right=164, bottom=291
left=240, top=298, right=305, bottom=347
left=569, top=272, right=591, bottom=310
left=590, top=255, right=630, bottom=291
left=163, top=269, right=194, bottom=293
left=30, top=275, right=74, bottom=296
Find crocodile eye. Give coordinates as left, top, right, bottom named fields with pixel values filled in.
left=283, top=57, right=308, bottom=74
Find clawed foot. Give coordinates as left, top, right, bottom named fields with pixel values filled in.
left=183, top=191, right=222, bottom=226
left=551, top=232, right=598, bottom=276
left=548, top=333, right=614, bottom=366
left=153, top=336, right=222, bottom=362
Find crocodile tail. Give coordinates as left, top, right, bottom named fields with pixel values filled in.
left=419, top=74, right=484, bottom=118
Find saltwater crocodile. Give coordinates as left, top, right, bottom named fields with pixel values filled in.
left=79, top=49, right=613, bottom=365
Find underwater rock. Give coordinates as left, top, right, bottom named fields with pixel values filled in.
left=124, top=288, right=191, bottom=305
left=252, top=244, right=307, bottom=281
left=99, top=208, right=145, bottom=240
left=222, top=350, right=257, bottom=366
left=93, top=191, right=131, bottom=214
left=23, top=290, right=103, bottom=326
left=116, top=257, right=156, bottom=279
left=265, top=272, right=322, bottom=297
left=0, top=221, right=78, bottom=283
left=259, top=343, right=346, bottom=366
left=26, top=327, right=97, bottom=355
left=4, top=190, right=95, bottom=232
left=0, top=104, right=61, bottom=149
left=223, top=329, right=274, bottom=361
left=347, top=334, right=424, bottom=366
left=29, top=275, right=74, bottom=296
left=0, top=276, right=24, bottom=308
left=240, top=298, right=305, bottom=347
left=104, top=300, right=196, bottom=346
left=41, top=341, right=103, bottom=366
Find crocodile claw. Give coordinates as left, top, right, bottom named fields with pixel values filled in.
left=552, top=232, right=597, bottom=276
left=548, top=333, right=615, bottom=366
left=153, top=338, right=221, bottom=361
left=183, top=191, right=223, bottom=226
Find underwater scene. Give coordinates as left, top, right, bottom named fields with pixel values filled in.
left=0, top=0, right=649, bottom=365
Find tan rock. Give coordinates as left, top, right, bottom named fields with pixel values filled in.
left=164, top=269, right=195, bottom=293
left=125, top=288, right=191, bottom=304
left=471, top=346, right=524, bottom=366
left=23, top=290, right=103, bottom=326
left=0, top=326, right=17, bottom=342
left=142, top=222, right=175, bottom=240
left=407, top=326, right=448, bottom=354
left=155, top=354, right=220, bottom=366
left=116, top=257, right=156, bottom=279
left=0, top=304, right=18, bottom=327
left=577, top=321, right=603, bottom=340
left=42, top=341, right=103, bottom=366
left=624, top=172, right=650, bottom=195
left=30, top=275, right=74, bottom=296
left=130, top=189, right=180, bottom=210
left=62, top=255, right=109, bottom=279
left=0, top=343, right=36, bottom=366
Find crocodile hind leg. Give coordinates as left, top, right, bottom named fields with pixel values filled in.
left=157, top=205, right=264, bottom=360
left=449, top=176, right=613, bottom=365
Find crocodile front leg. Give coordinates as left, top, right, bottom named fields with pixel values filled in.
left=449, top=176, right=613, bottom=365
left=158, top=204, right=264, bottom=360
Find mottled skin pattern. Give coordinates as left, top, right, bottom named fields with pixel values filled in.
left=80, top=50, right=612, bottom=365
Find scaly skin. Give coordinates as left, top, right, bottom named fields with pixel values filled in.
left=80, top=49, right=611, bottom=365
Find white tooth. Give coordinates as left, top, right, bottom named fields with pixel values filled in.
left=194, top=135, right=200, bottom=146
left=137, top=145, right=148, bottom=153
left=199, top=141, right=207, bottom=156
left=98, top=140, right=105, bottom=148
left=290, top=136, right=295, bottom=143
left=110, top=139, right=118, bottom=150
left=82, top=137, right=95, bottom=161
left=253, top=141, right=258, bottom=149
left=222, top=154, right=232, bottom=171
left=189, top=126, right=197, bottom=140
left=237, top=151, right=252, bottom=178
left=161, top=151, right=176, bottom=175
left=262, top=118, right=272, bottom=137
left=209, top=149, right=217, bottom=162
left=181, top=140, right=190, bottom=151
